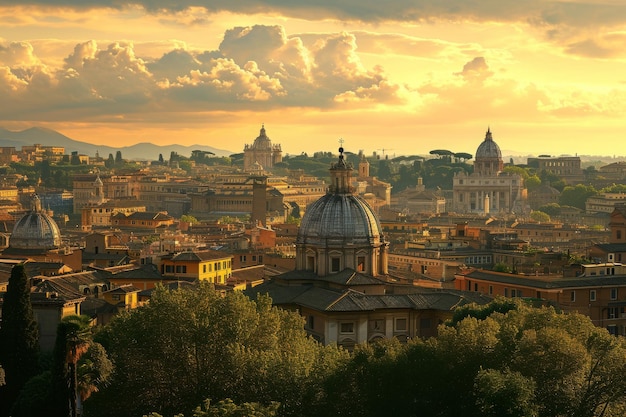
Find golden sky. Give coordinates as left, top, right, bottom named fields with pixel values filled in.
left=1, top=1, right=626, bottom=157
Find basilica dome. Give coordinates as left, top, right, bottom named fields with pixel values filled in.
left=10, top=194, right=62, bottom=251
left=295, top=147, right=388, bottom=277
left=297, top=193, right=383, bottom=247
left=475, top=128, right=502, bottom=159
left=252, top=125, right=272, bottom=150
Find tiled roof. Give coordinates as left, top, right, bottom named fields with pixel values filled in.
left=107, top=263, right=163, bottom=279
left=592, top=243, right=626, bottom=252
left=246, top=280, right=491, bottom=313
left=171, top=250, right=232, bottom=262
left=276, top=268, right=386, bottom=286
left=464, top=269, right=626, bottom=289
left=105, top=284, right=140, bottom=294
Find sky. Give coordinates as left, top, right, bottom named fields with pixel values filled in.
left=1, top=1, right=626, bottom=158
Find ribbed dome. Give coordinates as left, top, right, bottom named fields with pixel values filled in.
left=11, top=210, right=61, bottom=251
left=297, top=193, right=383, bottom=246
left=9, top=194, right=61, bottom=251
left=476, top=128, right=502, bottom=159
left=252, top=125, right=272, bottom=150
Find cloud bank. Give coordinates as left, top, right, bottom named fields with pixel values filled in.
left=0, top=25, right=404, bottom=122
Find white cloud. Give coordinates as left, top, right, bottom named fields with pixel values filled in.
left=0, top=25, right=404, bottom=121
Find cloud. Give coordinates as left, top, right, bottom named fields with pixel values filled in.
left=4, top=0, right=626, bottom=29
left=0, top=25, right=404, bottom=121
left=455, top=57, right=493, bottom=82
left=0, top=41, right=42, bottom=67
left=352, top=31, right=483, bottom=60
left=411, top=56, right=625, bottom=125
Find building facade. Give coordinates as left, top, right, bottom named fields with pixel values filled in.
left=452, top=129, right=527, bottom=214
left=243, top=125, right=282, bottom=172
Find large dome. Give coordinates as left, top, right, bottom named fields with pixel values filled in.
left=295, top=147, right=388, bottom=277
left=252, top=125, right=272, bottom=150
left=10, top=195, right=61, bottom=251
left=297, top=193, right=383, bottom=247
left=476, top=128, right=502, bottom=159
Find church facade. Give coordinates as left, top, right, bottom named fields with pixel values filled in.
left=243, top=125, right=282, bottom=172
left=452, top=129, right=527, bottom=215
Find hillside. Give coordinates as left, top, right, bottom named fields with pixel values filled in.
left=0, top=127, right=234, bottom=160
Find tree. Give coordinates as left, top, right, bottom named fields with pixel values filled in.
left=493, top=262, right=512, bottom=273
left=559, top=184, right=597, bottom=210
left=86, top=284, right=346, bottom=417
left=105, top=154, right=114, bottom=168
left=503, top=165, right=530, bottom=179
left=180, top=214, right=198, bottom=225
left=0, top=264, right=40, bottom=417
left=115, top=151, right=123, bottom=165
left=525, top=174, right=541, bottom=191
left=530, top=210, right=550, bottom=223
left=454, top=152, right=473, bottom=163
left=538, top=203, right=561, bottom=216
left=474, top=369, right=538, bottom=417
left=429, top=149, right=454, bottom=161
left=70, top=152, right=81, bottom=165
left=51, top=315, right=112, bottom=417
left=147, top=398, right=280, bottom=417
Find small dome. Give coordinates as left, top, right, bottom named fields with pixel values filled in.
left=10, top=211, right=62, bottom=251
left=297, top=193, right=383, bottom=246
left=252, top=125, right=272, bottom=150
left=476, top=128, right=502, bottom=159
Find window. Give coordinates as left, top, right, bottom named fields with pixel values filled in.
left=305, top=256, right=315, bottom=271
left=395, top=318, right=407, bottom=332
left=340, top=322, right=354, bottom=334
left=357, top=256, right=365, bottom=272
left=590, top=290, right=596, bottom=302
left=331, top=257, right=341, bottom=272
left=570, top=291, right=576, bottom=302
left=370, top=319, right=384, bottom=332
left=306, top=315, right=314, bottom=329
left=489, top=285, right=493, bottom=295
left=611, top=288, right=618, bottom=300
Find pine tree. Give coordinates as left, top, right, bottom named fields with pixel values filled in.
left=0, top=264, right=40, bottom=417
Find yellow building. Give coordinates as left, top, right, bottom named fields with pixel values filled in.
left=102, top=284, right=140, bottom=311
left=159, top=250, right=233, bottom=285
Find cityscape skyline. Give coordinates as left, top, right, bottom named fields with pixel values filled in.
left=2, top=1, right=626, bottom=157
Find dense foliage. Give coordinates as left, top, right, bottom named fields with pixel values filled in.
left=74, top=287, right=626, bottom=417
left=85, top=283, right=347, bottom=417
left=319, top=298, right=626, bottom=417
left=0, top=264, right=40, bottom=417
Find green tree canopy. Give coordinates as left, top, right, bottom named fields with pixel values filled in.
left=559, top=184, right=597, bottom=210
left=318, top=299, right=626, bottom=417
left=86, top=284, right=347, bottom=417
left=0, top=264, right=40, bottom=417
left=530, top=210, right=550, bottom=223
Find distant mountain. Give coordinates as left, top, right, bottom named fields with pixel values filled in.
left=0, top=127, right=234, bottom=160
